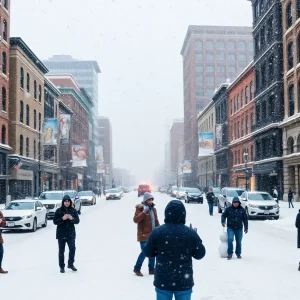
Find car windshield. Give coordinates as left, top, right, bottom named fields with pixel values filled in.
left=39, top=192, right=63, bottom=200
left=179, top=188, right=186, bottom=191
left=227, top=190, right=244, bottom=197
left=248, top=193, right=273, bottom=201
left=5, top=202, right=34, bottom=210
left=186, top=188, right=200, bottom=193
left=78, top=191, right=93, bottom=196
left=64, top=191, right=75, bottom=197
left=139, top=185, right=149, bottom=189
left=213, top=188, right=221, bottom=194
left=108, top=189, right=119, bottom=193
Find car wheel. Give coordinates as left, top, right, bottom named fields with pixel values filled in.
left=94, top=199, right=97, bottom=205
left=31, top=218, right=37, bottom=232
left=42, top=216, right=47, bottom=228
left=78, top=205, right=82, bottom=215
left=274, top=216, right=279, bottom=220
left=218, top=201, right=222, bottom=214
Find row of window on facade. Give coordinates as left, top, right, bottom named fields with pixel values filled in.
left=1, top=124, right=6, bottom=144
left=195, top=53, right=249, bottom=63
left=287, top=135, right=300, bottom=154
left=287, top=39, right=300, bottom=71
left=232, top=145, right=254, bottom=166
left=256, top=95, right=276, bottom=125
left=19, top=135, right=40, bottom=159
left=255, top=55, right=275, bottom=93
left=194, top=39, right=253, bottom=51
left=286, top=1, right=300, bottom=30
left=230, top=82, right=254, bottom=115
left=254, top=16, right=273, bottom=55
left=1, top=18, right=8, bottom=41
left=19, top=100, right=42, bottom=131
left=256, top=136, right=280, bottom=160
left=199, top=113, right=214, bottom=133
left=196, top=65, right=246, bottom=74
left=231, top=113, right=255, bottom=140
left=1, top=0, right=9, bottom=10
left=253, top=0, right=270, bottom=20
left=20, top=67, right=42, bottom=101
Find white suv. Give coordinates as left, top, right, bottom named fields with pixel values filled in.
left=240, top=191, right=279, bottom=220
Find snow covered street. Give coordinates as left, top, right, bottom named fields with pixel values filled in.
left=1, top=192, right=300, bottom=300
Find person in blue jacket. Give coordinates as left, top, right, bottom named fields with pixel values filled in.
left=221, top=196, right=248, bottom=260
left=144, top=200, right=206, bottom=300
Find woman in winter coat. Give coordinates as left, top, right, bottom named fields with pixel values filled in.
left=295, top=210, right=300, bottom=271
left=0, top=211, right=7, bottom=274
left=133, top=192, right=160, bottom=277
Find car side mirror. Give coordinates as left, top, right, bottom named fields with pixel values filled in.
left=36, top=207, right=42, bottom=211
left=223, top=195, right=226, bottom=198
left=241, top=198, right=247, bottom=201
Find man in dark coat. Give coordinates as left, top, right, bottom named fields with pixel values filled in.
left=53, top=195, right=80, bottom=273
left=295, top=209, right=300, bottom=271
left=144, top=200, right=205, bottom=300
left=221, top=197, right=248, bottom=260
left=206, top=188, right=215, bottom=216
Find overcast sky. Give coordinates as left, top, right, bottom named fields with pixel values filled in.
left=11, top=0, right=253, bottom=183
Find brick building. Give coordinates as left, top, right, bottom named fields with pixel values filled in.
left=0, top=0, right=10, bottom=202
left=227, top=63, right=255, bottom=190
left=180, top=25, right=253, bottom=186
left=281, top=0, right=300, bottom=200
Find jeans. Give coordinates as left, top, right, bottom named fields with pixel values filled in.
left=208, top=202, right=214, bottom=215
left=227, top=228, right=243, bottom=256
left=156, top=288, right=192, bottom=300
left=289, top=200, right=294, bottom=208
left=58, top=238, right=76, bottom=268
left=0, top=243, right=3, bottom=268
left=134, top=241, right=155, bottom=271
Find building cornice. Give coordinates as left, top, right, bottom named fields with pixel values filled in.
left=44, top=78, right=61, bottom=98
left=197, top=100, right=215, bottom=120
left=229, top=133, right=254, bottom=147
left=279, top=113, right=300, bottom=128
left=253, top=156, right=283, bottom=165
left=59, top=100, right=73, bottom=114
left=252, top=122, right=281, bottom=136
left=59, top=88, right=89, bottom=113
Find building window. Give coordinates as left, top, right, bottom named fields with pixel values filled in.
left=255, top=35, right=260, bottom=54
left=34, top=109, right=37, bottom=130
left=20, top=135, right=24, bottom=156
left=268, top=55, right=274, bottom=79
left=241, top=119, right=244, bottom=136
left=245, top=86, right=249, bottom=104
left=195, top=54, right=203, bottom=61
left=206, top=77, right=214, bottom=84
left=298, top=0, right=300, bottom=19
left=246, top=116, right=249, bottom=135
left=260, top=27, right=265, bottom=48
left=241, top=89, right=244, bottom=107
left=34, top=80, right=37, bottom=99
left=267, top=17, right=273, bottom=43
left=216, top=41, right=225, bottom=50
left=237, top=95, right=239, bottom=110
left=250, top=82, right=254, bottom=100
left=26, top=73, right=30, bottom=92
left=288, top=43, right=294, bottom=70
left=217, top=53, right=225, bottom=61
left=39, top=113, right=41, bottom=131
left=206, top=54, right=214, bottom=61
left=287, top=137, right=294, bottom=154
left=238, top=41, right=246, bottom=50
left=26, top=104, right=30, bottom=126
left=237, top=121, right=240, bottom=138
left=251, top=145, right=254, bottom=161
left=196, top=65, right=203, bottom=72
left=261, top=63, right=267, bottom=88
left=34, top=140, right=36, bottom=159
left=206, top=40, right=214, bottom=50
left=251, top=113, right=254, bottom=131
left=26, top=138, right=30, bottom=157
left=2, top=52, right=7, bottom=75
left=206, top=65, right=214, bottom=72
left=38, top=141, right=41, bottom=159
left=2, top=20, right=7, bottom=41
left=228, top=54, right=235, bottom=62
left=287, top=2, right=293, bottom=29
left=20, top=100, right=24, bottom=123
left=1, top=125, right=6, bottom=144
left=19, top=68, right=24, bottom=90
left=262, top=101, right=267, bottom=118
left=289, top=85, right=295, bottom=116
left=269, top=95, right=275, bottom=117
left=2, top=87, right=6, bottom=111
left=195, top=40, right=203, bottom=50
left=4, top=0, right=8, bottom=9
left=39, top=85, right=42, bottom=102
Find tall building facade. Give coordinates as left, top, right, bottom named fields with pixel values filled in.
left=249, top=0, right=284, bottom=194
left=170, top=119, right=184, bottom=184
left=97, top=116, right=113, bottom=189
left=197, top=101, right=216, bottom=188
left=0, top=0, right=10, bottom=203
left=281, top=0, right=300, bottom=200
left=181, top=25, right=253, bottom=186
left=227, top=63, right=255, bottom=190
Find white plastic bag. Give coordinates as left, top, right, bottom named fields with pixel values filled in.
left=219, top=230, right=228, bottom=258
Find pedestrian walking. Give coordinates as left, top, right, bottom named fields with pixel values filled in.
left=98, top=187, right=102, bottom=198
left=221, top=197, right=248, bottom=260
left=133, top=192, right=159, bottom=276
left=53, top=195, right=80, bottom=273
left=206, top=188, right=215, bottom=216
left=295, top=209, right=300, bottom=271
left=144, top=200, right=206, bottom=300
left=288, top=187, right=294, bottom=208
left=0, top=211, right=7, bottom=274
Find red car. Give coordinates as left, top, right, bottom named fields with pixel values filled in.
left=138, top=184, right=151, bottom=197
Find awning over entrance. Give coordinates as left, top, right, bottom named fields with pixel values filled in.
left=253, top=161, right=282, bottom=175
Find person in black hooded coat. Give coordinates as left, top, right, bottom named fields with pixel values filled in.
left=53, top=195, right=80, bottom=273
left=295, top=209, right=300, bottom=271
left=143, top=200, right=206, bottom=300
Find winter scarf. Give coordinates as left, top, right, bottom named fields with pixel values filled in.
left=150, top=208, right=155, bottom=230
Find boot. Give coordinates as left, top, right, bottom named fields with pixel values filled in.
left=134, top=270, right=143, bottom=277
left=68, top=265, right=77, bottom=272
left=149, top=270, right=155, bottom=275
left=227, top=255, right=232, bottom=260
left=0, top=268, right=8, bottom=274
left=298, top=264, right=300, bottom=271
left=237, top=255, right=242, bottom=259
left=60, top=268, right=65, bottom=273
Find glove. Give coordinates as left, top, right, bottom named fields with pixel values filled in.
left=244, top=229, right=248, bottom=234
left=222, top=223, right=226, bottom=227
left=143, top=206, right=150, bottom=214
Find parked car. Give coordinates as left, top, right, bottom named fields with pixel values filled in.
left=218, top=187, right=245, bottom=213
left=78, top=190, right=96, bottom=205
left=170, top=186, right=178, bottom=198
left=39, top=190, right=82, bottom=218
left=138, top=184, right=151, bottom=197
left=106, top=188, right=122, bottom=200
left=176, top=187, right=187, bottom=199
left=212, top=187, right=221, bottom=206
left=1, top=200, right=47, bottom=232
left=240, top=191, right=280, bottom=220
left=185, top=188, right=203, bottom=204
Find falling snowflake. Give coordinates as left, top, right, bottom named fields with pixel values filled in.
left=184, top=274, right=190, bottom=279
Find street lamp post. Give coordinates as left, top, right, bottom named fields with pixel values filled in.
left=205, top=160, right=208, bottom=190
left=243, top=149, right=248, bottom=191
